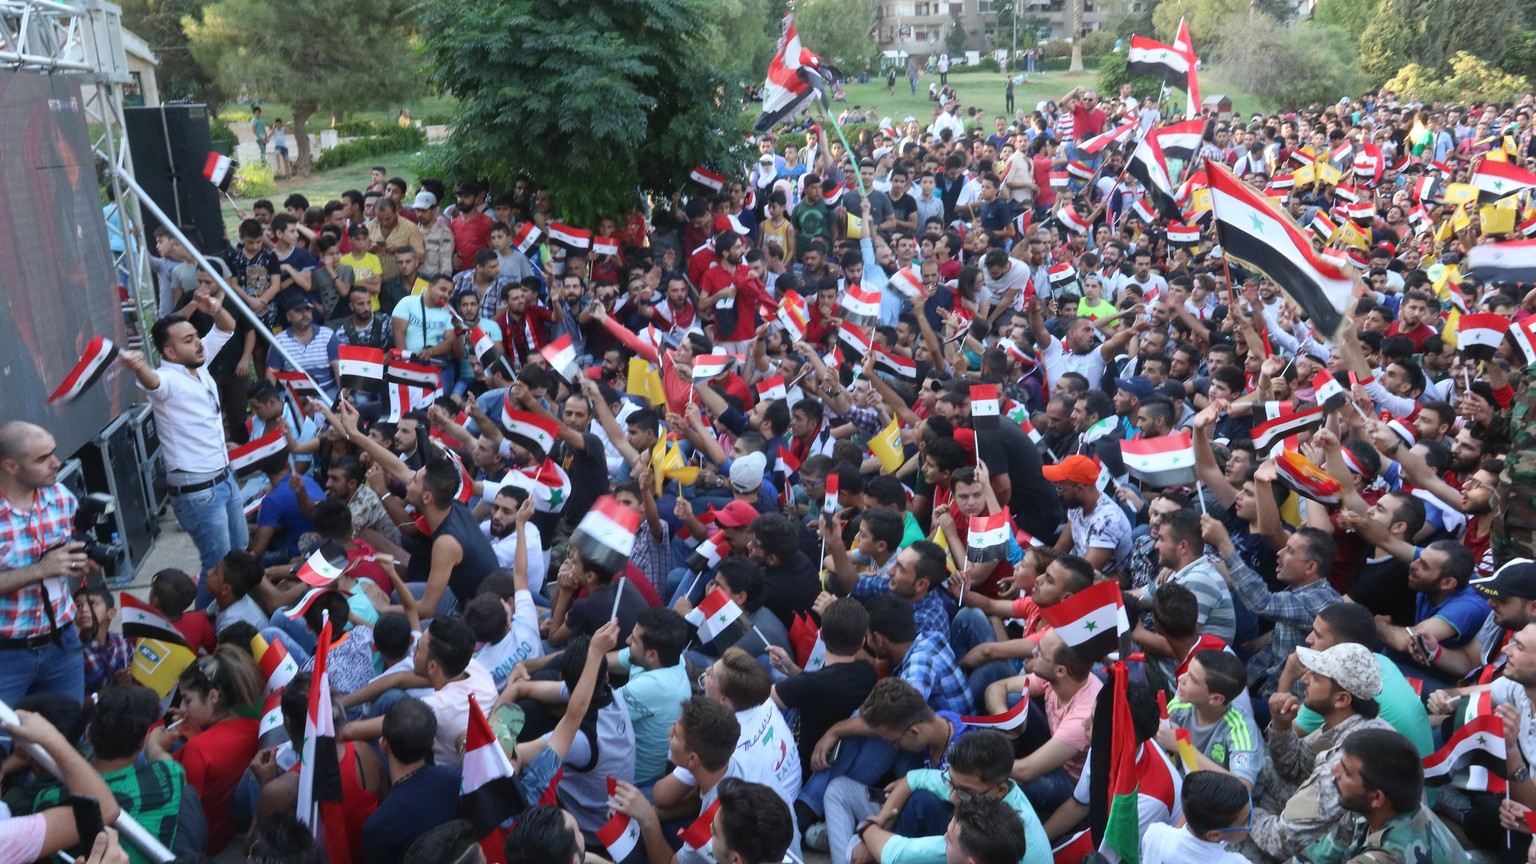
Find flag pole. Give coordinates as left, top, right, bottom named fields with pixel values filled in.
left=818, top=107, right=869, bottom=199
left=1195, top=479, right=1207, bottom=515
left=610, top=576, right=627, bottom=620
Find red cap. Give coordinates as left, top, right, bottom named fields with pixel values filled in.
left=701, top=500, right=759, bottom=528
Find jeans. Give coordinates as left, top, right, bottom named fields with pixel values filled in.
left=266, top=610, right=317, bottom=657
left=950, top=608, right=1022, bottom=711
left=170, top=473, right=248, bottom=607
left=893, top=789, right=952, bottom=838
left=0, top=626, right=84, bottom=710
left=1019, top=766, right=1074, bottom=816
left=798, top=734, right=899, bottom=818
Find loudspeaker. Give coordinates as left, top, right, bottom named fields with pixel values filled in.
left=79, top=412, right=156, bottom=580
left=128, top=403, right=168, bottom=521
left=124, top=105, right=226, bottom=255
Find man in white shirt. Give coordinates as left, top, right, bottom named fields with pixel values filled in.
left=120, top=266, right=246, bottom=598
left=480, top=484, right=547, bottom=594
left=1141, top=771, right=1253, bottom=864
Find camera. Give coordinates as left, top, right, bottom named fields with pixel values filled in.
left=72, top=493, right=125, bottom=577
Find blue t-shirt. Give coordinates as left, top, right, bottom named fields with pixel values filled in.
left=1416, top=584, right=1492, bottom=648
left=258, top=473, right=326, bottom=559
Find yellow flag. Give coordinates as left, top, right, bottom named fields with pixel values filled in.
left=868, top=418, right=905, bottom=474
left=627, top=356, right=666, bottom=406
left=1330, top=221, right=1369, bottom=251
left=1443, top=183, right=1478, bottom=205
left=1442, top=306, right=1462, bottom=349
left=1293, top=163, right=1316, bottom=186
left=847, top=213, right=864, bottom=240
left=1436, top=214, right=1456, bottom=243
left=1481, top=202, right=1517, bottom=235
left=131, top=638, right=197, bottom=698
left=1451, top=205, right=1472, bottom=233
left=1188, top=188, right=1213, bottom=213
left=931, top=524, right=959, bottom=574
left=1433, top=264, right=1461, bottom=299
left=1315, top=162, right=1342, bottom=186
left=650, top=439, right=698, bottom=495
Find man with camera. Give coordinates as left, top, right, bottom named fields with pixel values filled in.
left=0, top=419, right=92, bottom=703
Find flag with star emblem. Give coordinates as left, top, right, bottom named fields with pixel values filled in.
left=1119, top=432, right=1196, bottom=488
left=677, top=798, right=721, bottom=859
left=597, top=809, right=643, bottom=862
left=571, top=495, right=642, bottom=576
left=496, top=457, right=572, bottom=514
left=686, top=587, right=745, bottom=644
left=1207, top=162, right=1357, bottom=338
left=1456, top=312, right=1511, bottom=362
left=1040, top=579, right=1127, bottom=663
left=1273, top=449, right=1342, bottom=505
left=501, top=408, right=561, bottom=459
left=1472, top=160, right=1536, bottom=203
left=1424, top=712, right=1507, bottom=786
left=1466, top=239, right=1536, bottom=285
left=1126, top=35, right=1189, bottom=84
left=1126, top=126, right=1182, bottom=222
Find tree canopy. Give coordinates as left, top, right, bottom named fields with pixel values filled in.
left=794, top=0, right=877, bottom=71
left=120, top=0, right=222, bottom=107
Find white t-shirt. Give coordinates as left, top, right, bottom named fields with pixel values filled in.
left=1140, top=823, right=1250, bottom=864
left=480, top=520, right=547, bottom=594
left=422, top=659, right=498, bottom=766
left=1040, top=333, right=1109, bottom=389
left=672, top=701, right=801, bottom=805
left=983, top=258, right=1033, bottom=311
left=473, top=589, right=543, bottom=689
left=1490, top=676, right=1536, bottom=763
left=1072, top=744, right=1182, bottom=863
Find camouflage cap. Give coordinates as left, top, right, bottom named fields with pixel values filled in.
left=1296, top=643, right=1381, bottom=701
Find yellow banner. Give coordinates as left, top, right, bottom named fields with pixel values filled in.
left=131, top=638, right=196, bottom=698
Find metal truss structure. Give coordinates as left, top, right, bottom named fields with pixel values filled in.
left=0, top=0, right=155, bottom=350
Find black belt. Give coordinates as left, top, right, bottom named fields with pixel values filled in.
left=0, top=631, right=61, bottom=650
left=168, top=468, right=231, bottom=496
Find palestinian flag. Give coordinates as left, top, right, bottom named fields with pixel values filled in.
left=499, top=457, right=573, bottom=513
left=961, top=699, right=1029, bottom=731
left=691, top=351, right=733, bottom=381
left=690, top=166, right=727, bottom=192
left=296, top=618, right=348, bottom=864
left=756, top=374, right=788, bottom=402
left=230, top=428, right=288, bottom=476
left=118, top=592, right=189, bottom=646
left=501, top=408, right=561, bottom=459
left=253, top=631, right=299, bottom=695
left=888, top=267, right=924, bottom=301
left=1125, top=35, right=1189, bottom=84
left=47, top=335, right=118, bottom=406
left=1472, top=160, right=1536, bottom=203
left=272, top=369, right=324, bottom=409
left=1466, top=238, right=1536, bottom=284
left=841, top=284, right=882, bottom=328
left=202, top=152, right=236, bottom=192
left=1040, top=579, right=1126, bottom=663
left=461, top=694, right=527, bottom=838
left=970, top=383, right=1000, bottom=430
left=510, top=222, right=541, bottom=255
left=337, top=346, right=385, bottom=393
left=539, top=333, right=580, bottom=382
left=1250, top=404, right=1325, bottom=457
left=1207, top=162, right=1357, bottom=338
left=258, top=690, right=287, bottom=748
left=966, top=511, right=1011, bottom=563
left=1098, top=662, right=1141, bottom=863
left=547, top=222, right=592, bottom=250
left=873, top=347, right=917, bottom=380
left=1273, top=449, right=1342, bottom=505
left=686, top=530, right=731, bottom=572
left=1052, top=830, right=1096, bottom=864
left=1120, top=432, right=1196, bottom=488
left=1126, top=128, right=1181, bottom=222
left=677, top=798, right=721, bottom=860
left=686, top=588, right=745, bottom=643
left=1457, top=312, right=1511, bottom=362
left=1424, top=713, right=1507, bottom=786
left=838, top=322, right=872, bottom=361
left=571, top=495, right=642, bottom=575
left=756, top=11, right=840, bottom=132
left=296, top=541, right=348, bottom=587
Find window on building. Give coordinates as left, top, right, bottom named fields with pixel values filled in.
left=978, top=0, right=996, bottom=11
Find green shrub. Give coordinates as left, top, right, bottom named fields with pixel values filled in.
left=333, top=118, right=386, bottom=137
left=403, top=144, right=462, bottom=182
left=313, top=125, right=427, bottom=171
left=209, top=119, right=238, bottom=153
left=233, top=160, right=276, bottom=197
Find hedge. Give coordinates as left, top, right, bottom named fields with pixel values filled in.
left=313, top=125, right=427, bottom=171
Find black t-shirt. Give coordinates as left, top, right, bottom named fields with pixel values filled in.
left=775, top=659, right=877, bottom=774
left=567, top=578, right=647, bottom=643
left=888, top=192, right=919, bottom=227
left=405, top=501, right=499, bottom=604
left=1349, top=554, right=1414, bottom=627
left=552, top=432, right=610, bottom=529
left=761, top=551, right=822, bottom=630
left=975, top=421, right=1063, bottom=542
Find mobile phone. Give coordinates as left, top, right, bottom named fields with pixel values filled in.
left=71, top=794, right=103, bottom=845
left=1409, top=632, right=1431, bottom=660
left=866, top=786, right=890, bottom=804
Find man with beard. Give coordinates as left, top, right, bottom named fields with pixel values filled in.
left=121, top=275, right=246, bottom=600
left=1382, top=418, right=1506, bottom=580
left=1042, top=455, right=1133, bottom=579
left=481, top=485, right=547, bottom=594
left=1026, top=293, right=1142, bottom=390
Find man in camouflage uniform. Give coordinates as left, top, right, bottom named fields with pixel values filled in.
left=1239, top=643, right=1395, bottom=863
left=1294, top=727, right=1466, bottom=864
left=1495, top=357, right=1536, bottom=565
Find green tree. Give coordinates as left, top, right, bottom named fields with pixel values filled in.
left=119, top=0, right=222, bottom=107
left=946, top=12, right=968, bottom=56
left=1096, top=51, right=1163, bottom=104
left=414, top=0, right=746, bottom=225
left=1311, top=0, right=1378, bottom=41
left=1151, top=0, right=1250, bottom=57
left=704, top=0, right=779, bottom=79
left=1360, top=0, right=1520, bottom=85
left=1211, top=17, right=1362, bottom=111
left=184, top=0, right=420, bottom=176
left=1384, top=52, right=1530, bottom=103
left=795, top=0, right=876, bottom=70
left=1502, top=29, right=1536, bottom=83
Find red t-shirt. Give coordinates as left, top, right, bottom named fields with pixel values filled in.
left=347, top=539, right=392, bottom=593
left=1070, top=103, right=1107, bottom=140
left=177, top=717, right=260, bottom=853
left=450, top=211, right=494, bottom=268
left=700, top=262, right=769, bottom=342
left=171, top=612, right=216, bottom=657
left=1384, top=320, right=1436, bottom=352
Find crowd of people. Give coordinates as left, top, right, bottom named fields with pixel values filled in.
left=7, top=72, right=1536, bottom=864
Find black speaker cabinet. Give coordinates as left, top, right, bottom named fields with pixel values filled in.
left=124, top=104, right=226, bottom=255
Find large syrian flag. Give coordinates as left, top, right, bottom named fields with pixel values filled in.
left=966, top=511, right=1011, bottom=563
left=571, top=495, right=642, bottom=576
left=47, top=336, right=118, bottom=405
left=1040, top=579, right=1126, bottom=663
left=296, top=617, right=349, bottom=864
left=1424, top=713, right=1507, bottom=786
left=461, top=694, right=526, bottom=841
left=1126, top=129, right=1182, bottom=222
left=1249, top=404, right=1326, bottom=456
left=686, top=588, right=745, bottom=643
left=1207, top=162, right=1357, bottom=338
left=337, top=346, right=385, bottom=393
left=1173, top=18, right=1200, bottom=119
left=1466, top=239, right=1536, bottom=284
left=1125, top=35, right=1189, bottom=84
left=1472, top=160, right=1536, bottom=203
left=1120, top=432, right=1196, bottom=488
left=119, top=593, right=189, bottom=646
left=756, top=11, right=840, bottom=132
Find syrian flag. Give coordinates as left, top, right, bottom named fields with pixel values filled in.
left=253, top=631, right=299, bottom=695
left=539, top=333, right=581, bottom=382
left=1472, top=160, right=1536, bottom=202
left=1412, top=175, right=1443, bottom=204
left=775, top=445, right=801, bottom=479
left=1014, top=207, right=1034, bottom=240
left=592, top=236, right=620, bottom=257
left=686, top=588, right=745, bottom=643
left=572, top=495, right=642, bottom=575
left=960, top=699, right=1029, bottom=731
left=821, top=182, right=847, bottom=208
left=501, top=408, right=561, bottom=459
left=838, top=322, right=873, bottom=361
left=678, top=798, right=721, bottom=860
left=1466, top=239, right=1536, bottom=284
left=690, top=166, right=727, bottom=192
left=888, top=267, right=924, bottom=301
left=1041, top=580, right=1126, bottom=664
left=1126, top=128, right=1182, bottom=222
left=1424, top=713, right=1508, bottom=785
left=1352, top=143, right=1383, bottom=187
left=47, top=336, right=118, bottom=405
left=230, top=428, right=288, bottom=476
left=258, top=690, right=288, bottom=748
left=297, top=540, right=348, bottom=587
left=1152, top=119, right=1204, bottom=162
left=1250, top=404, right=1326, bottom=456
left=468, top=327, right=508, bottom=378
left=1081, top=121, right=1138, bottom=155
left=1125, top=35, right=1189, bottom=84
left=202, top=152, right=236, bottom=192
left=1521, top=214, right=1536, bottom=238
left=384, top=355, right=440, bottom=421
left=970, top=383, right=1000, bottom=430
left=1457, top=312, right=1512, bottom=362
left=118, top=593, right=189, bottom=646
left=272, top=369, right=324, bottom=409
left=1167, top=223, right=1201, bottom=246
left=461, top=694, right=527, bottom=838
left=756, top=11, right=840, bottom=132
left=297, top=617, right=348, bottom=864
left=1310, top=211, right=1338, bottom=243
left=1006, top=404, right=1044, bottom=444
left=1067, top=161, right=1094, bottom=181
left=777, top=292, right=810, bottom=341
left=756, top=374, right=788, bottom=402
left=1207, top=162, right=1357, bottom=337
left=1131, top=197, right=1157, bottom=225
left=873, top=347, right=917, bottom=380
left=1409, top=204, right=1432, bottom=233
left=511, top=222, right=541, bottom=255
left=1056, top=205, right=1092, bottom=235
left=1314, top=368, right=1350, bottom=414
left=1120, top=432, right=1196, bottom=488
left=686, top=530, right=731, bottom=572
left=966, top=512, right=1011, bottom=563
left=1048, top=262, right=1078, bottom=287
left=1052, top=830, right=1096, bottom=864
left=1049, top=171, right=1070, bottom=190
left=499, top=457, right=573, bottom=514
left=840, top=284, right=882, bottom=328
left=1273, top=449, right=1342, bottom=504
left=692, top=351, right=734, bottom=381
left=337, top=346, right=385, bottom=393
left=825, top=470, right=841, bottom=513
left=547, top=222, right=592, bottom=250
left=598, top=810, right=644, bottom=862
left=1173, top=17, right=1200, bottom=114
left=1508, top=315, right=1536, bottom=367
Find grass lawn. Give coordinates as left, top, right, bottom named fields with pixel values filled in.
left=220, top=147, right=423, bottom=231
left=216, top=95, right=458, bottom=126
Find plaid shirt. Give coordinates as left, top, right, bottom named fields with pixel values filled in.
left=895, top=630, right=971, bottom=715
left=0, top=483, right=77, bottom=638
left=1222, top=551, right=1342, bottom=697
left=82, top=632, right=131, bottom=694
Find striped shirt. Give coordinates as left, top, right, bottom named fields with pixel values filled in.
left=0, top=484, right=77, bottom=638
left=269, top=325, right=338, bottom=399
left=1144, top=556, right=1235, bottom=644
